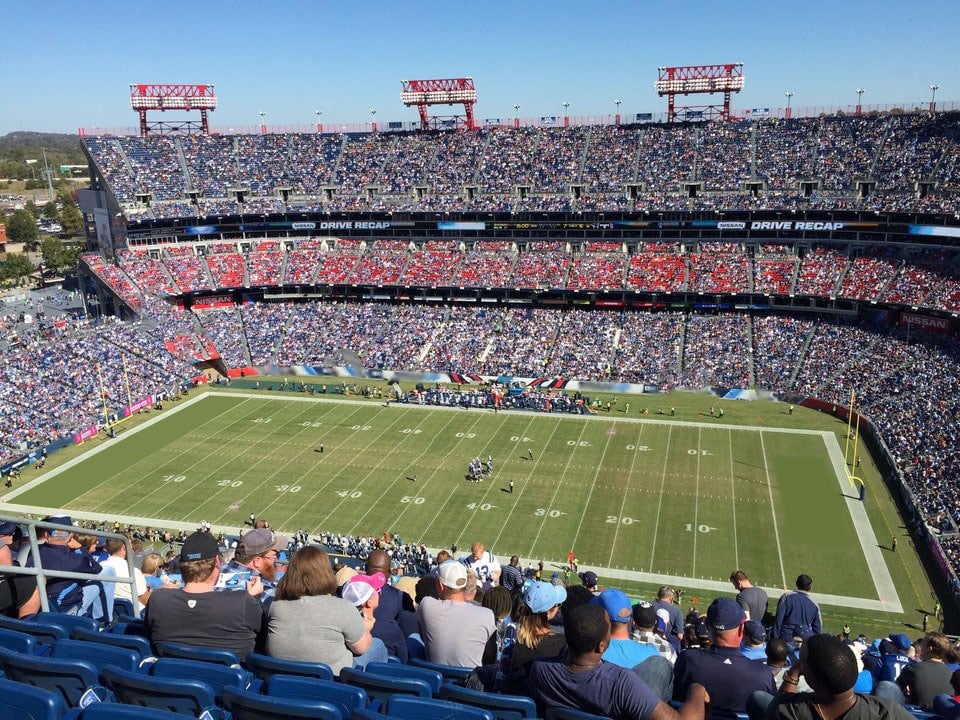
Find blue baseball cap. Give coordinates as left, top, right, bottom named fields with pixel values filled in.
left=888, top=633, right=912, bottom=651
left=706, top=597, right=745, bottom=631
left=590, top=588, right=633, bottom=623
left=524, top=580, right=567, bottom=613
left=0, top=522, right=19, bottom=535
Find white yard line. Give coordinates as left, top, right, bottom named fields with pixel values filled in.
left=759, top=429, right=788, bottom=589
left=647, top=425, right=673, bottom=572
left=729, top=428, right=740, bottom=570
left=821, top=431, right=903, bottom=613
left=607, top=424, right=645, bottom=566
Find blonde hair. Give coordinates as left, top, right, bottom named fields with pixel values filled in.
left=514, top=600, right=555, bottom=650
left=141, top=553, right=163, bottom=576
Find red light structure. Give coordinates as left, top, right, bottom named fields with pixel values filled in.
left=130, top=84, right=217, bottom=136
left=401, top=78, right=477, bottom=130
left=656, top=64, right=744, bottom=122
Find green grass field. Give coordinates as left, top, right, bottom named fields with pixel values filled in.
left=7, top=389, right=903, bottom=616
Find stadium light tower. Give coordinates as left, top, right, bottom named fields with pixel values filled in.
left=562, top=101, right=570, bottom=127
left=400, top=78, right=477, bottom=131
left=929, top=84, right=939, bottom=113
left=614, top=98, right=622, bottom=126
left=129, top=83, right=217, bottom=136
left=784, top=91, right=794, bottom=119
left=258, top=111, right=266, bottom=135
left=855, top=88, right=865, bottom=116
left=315, top=109, right=323, bottom=134
left=656, top=63, right=744, bottom=122
left=513, top=104, right=521, bottom=129
left=370, top=107, right=377, bottom=132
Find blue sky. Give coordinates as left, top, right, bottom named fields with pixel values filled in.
left=1, top=0, right=957, bottom=134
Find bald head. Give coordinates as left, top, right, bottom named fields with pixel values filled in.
left=366, top=549, right=391, bottom=579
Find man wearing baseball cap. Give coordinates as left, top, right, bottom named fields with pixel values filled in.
left=340, top=574, right=390, bottom=668
left=673, top=596, right=775, bottom=714
left=579, top=571, right=600, bottom=595
left=145, top=531, right=265, bottom=660
left=415, top=559, right=496, bottom=668
left=221, top=527, right=288, bottom=605
left=632, top=601, right=677, bottom=665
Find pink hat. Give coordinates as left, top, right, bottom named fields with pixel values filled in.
left=342, top=573, right=386, bottom=606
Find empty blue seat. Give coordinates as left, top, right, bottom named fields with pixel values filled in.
left=340, top=667, right=432, bottom=707
left=222, top=685, right=343, bottom=720
left=101, top=664, right=218, bottom=716
left=437, top=684, right=538, bottom=720
left=245, top=652, right=334, bottom=682
left=149, top=657, right=252, bottom=699
left=154, top=640, right=242, bottom=667
left=106, top=621, right=149, bottom=639
left=386, top=696, right=495, bottom=720
left=408, top=658, right=473, bottom=683
left=0, top=645, right=101, bottom=707
left=79, top=704, right=185, bottom=720
left=0, top=616, right=68, bottom=646
left=266, top=675, right=368, bottom=718
left=350, top=709, right=394, bottom=720
left=0, top=626, right=39, bottom=655
left=34, top=611, right=99, bottom=635
left=52, top=639, right=141, bottom=673
left=72, top=627, right=152, bottom=659
left=545, top=707, right=610, bottom=720
left=0, top=676, right=67, bottom=720
left=364, top=662, right=442, bottom=695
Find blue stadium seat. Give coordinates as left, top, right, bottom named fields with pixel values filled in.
left=339, top=667, right=432, bottom=708
left=106, top=621, right=149, bottom=639
left=101, top=664, right=218, bottom=716
left=245, top=652, right=334, bottom=683
left=408, top=658, right=473, bottom=683
left=111, top=599, right=136, bottom=620
left=34, top=612, right=99, bottom=636
left=0, top=645, right=101, bottom=707
left=386, top=696, right=495, bottom=720
left=351, top=709, right=394, bottom=720
left=0, top=676, right=68, bottom=720
left=0, top=626, right=39, bottom=655
left=221, top=685, right=343, bottom=720
left=545, top=707, right=610, bottom=720
left=0, top=616, right=68, bottom=646
left=364, top=662, right=442, bottom=695
left=149, top=657, right=252, bottom=699
left=154, top=640, right=242, bottom=667
left=79, top=705, right=185, bottom=720
left=266, top=675, right=368, bottom=718
left=71, top=627, right=152, bottom=659
left=52, top=639, right=141, bottom=673
left=437, top=684, right=538, bottom=720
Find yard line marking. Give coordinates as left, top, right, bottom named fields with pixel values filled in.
left=526, top=420, right=590, bottom=559
left=489, top=418, right=564, bottom=553
left=759, top=429, right=788, bottom=589
left=608, top=424, right=645, bottom=566
left=647, top=425, right=673, bottom=572
left=693, top=427, right=701, bottom=577
left=821, top=431, right=902, bottom=613
left=570, top=421, right=616, bottom=554
left=729, top=428, right=739, bottom=570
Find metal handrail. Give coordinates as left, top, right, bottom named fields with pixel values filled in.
left=0, top=513, right=142, bottom=616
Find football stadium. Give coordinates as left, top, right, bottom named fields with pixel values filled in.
left=1, top=18, right=960, bottom=718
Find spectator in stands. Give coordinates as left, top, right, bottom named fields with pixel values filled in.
left=751, top=633, right=914, bottom=720
left=500, top=555, right=524, bottom=594
left=730, top=569, right=768, bottom=623
left=766, top=637, right=812, bottom=692
left=363, top=548, right=412, bottom=662
left=416, top=560, right=497, bottom=668
left=673, top=597, right=775, bottom=714
left=101, top=536, right=170, bottom=610
left=579, top=570, right=600, bottom=595
left=462, top=541, right=501, bottom=587
left=28, top=516, right=110, bottom=621
left=741, top=620, right=767, bottom=661
left=631, top=601, right=677, bottom=665
left=653, top=585, right=684, bottom=638
left=145, top=531, right=264, bottom=659
left=503, top=580, right=568, bottom=693
left=0, top=522, right=40, bottom=618
left=876, top=632, right=955, bottom=710
left=528, top=603, right=710, bottom=720
left=339, top=574, right=390, bottom=668
left=223, top=527, right=288, bottom=605
left=266, top=546, right=381, bottom=675
left=773, top=574, right=822, bottom=647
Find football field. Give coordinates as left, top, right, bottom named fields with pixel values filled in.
left=5, top=390, right=900, bottom=612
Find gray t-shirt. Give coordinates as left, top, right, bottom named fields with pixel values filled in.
left=736, top=585, right=769, bottom=622
left=416, top=596, right=496, bottom=668
left=266, top=594, right=365, bottom=676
